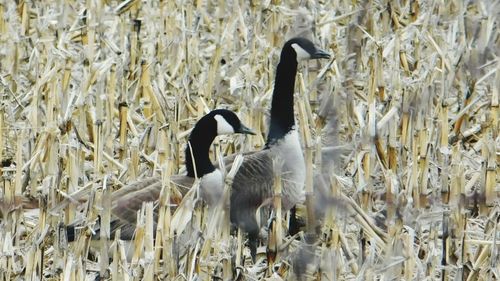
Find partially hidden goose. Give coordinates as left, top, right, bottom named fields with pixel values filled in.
left=67, top=109, right=254, bottom=242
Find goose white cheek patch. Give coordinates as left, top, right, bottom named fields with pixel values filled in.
left=214, top=114, right=235, bottom=135
left=291, top=43, right=311, bottom=61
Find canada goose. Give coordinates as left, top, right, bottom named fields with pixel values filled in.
left=229, top=37, right=330, bottom=259
left=67, top=109, right=254, bottom=243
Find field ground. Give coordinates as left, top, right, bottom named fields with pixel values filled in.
left=0, top=0, right=498, bottom=280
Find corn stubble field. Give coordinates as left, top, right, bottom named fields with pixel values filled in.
left=0, top=0, right=498, bottom=280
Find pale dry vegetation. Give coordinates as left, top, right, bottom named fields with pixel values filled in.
left=0, top=0, right=498, bottom=280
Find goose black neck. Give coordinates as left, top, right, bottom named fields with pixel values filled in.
left=266, top=46, right=298, bottom=147
left=185, top=122, right=217, bottom=178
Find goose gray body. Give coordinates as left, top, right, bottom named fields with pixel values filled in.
left=230, top=130, right=305, bottom=213
left=110, top=169, right=223, bottom=237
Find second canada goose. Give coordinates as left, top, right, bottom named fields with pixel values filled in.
left=67, top=109, right=254, bottom=242
left=229, top=37, right=330, bottom=258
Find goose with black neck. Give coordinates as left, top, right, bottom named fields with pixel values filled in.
left=229, top=37, right=330, bottom=260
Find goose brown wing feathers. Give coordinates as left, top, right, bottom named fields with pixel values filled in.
left=111, top=174, right=194, bottom=225
left=229, top=150, right=275, bottom=232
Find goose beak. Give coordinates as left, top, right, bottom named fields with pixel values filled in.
left=311, top=48, right=331, bottom=59
left=238, top=124, right=256, bottom=135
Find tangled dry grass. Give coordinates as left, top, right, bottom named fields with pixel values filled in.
left=0, top=0, right=498, bottom=280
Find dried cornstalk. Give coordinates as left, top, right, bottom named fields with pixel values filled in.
left=267, top=155, right=283, bottom=270
left=297, top=83, right=315, bottom=239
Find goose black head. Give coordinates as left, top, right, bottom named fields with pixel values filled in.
left=209, top=109, right=256, bottom=136
left=186, top=109, right=255, bottom=178
left=284, top=37, right=331, bottom=62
